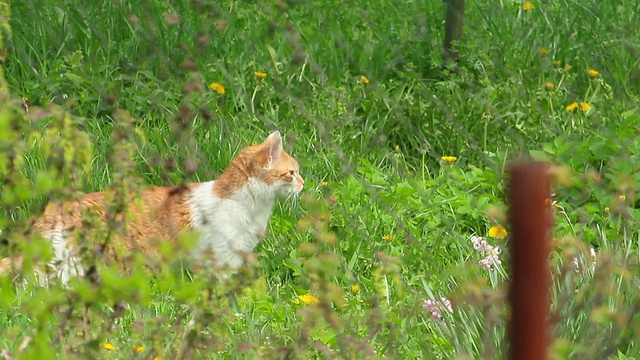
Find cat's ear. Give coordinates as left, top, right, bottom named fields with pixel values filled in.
left=263, top=131, right=282, bottom=165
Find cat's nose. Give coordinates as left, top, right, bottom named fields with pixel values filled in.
left=298, top=175, right=305, bottom=186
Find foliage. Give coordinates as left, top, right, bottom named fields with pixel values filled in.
left=1, top=0, right=640, bottom=358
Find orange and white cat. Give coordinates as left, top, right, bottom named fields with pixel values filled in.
left=0, top=131, right=304, bottom=285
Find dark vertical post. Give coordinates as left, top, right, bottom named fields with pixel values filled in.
left=508, top=162, right=551, bottom=360
left=443, top=0, right=466, bottom=63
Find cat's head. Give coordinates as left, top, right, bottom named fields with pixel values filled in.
left=215, top=131, right=304, bottom=199
left=255, top=131, right=304, bottom=197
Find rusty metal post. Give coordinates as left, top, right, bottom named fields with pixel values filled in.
left=508, top=162, right=551, bottom=360
left=443, top=0, right=466, bottom=63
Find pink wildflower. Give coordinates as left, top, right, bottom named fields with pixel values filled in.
left=571, top=247, right=596, bottom=273
left=572, top=257, right=580, bottom=273
left=422, top=297, right=453, bottom=323
left=471, top=235, right=491, bottom=252
left=471, top=235, right=502, bottom=270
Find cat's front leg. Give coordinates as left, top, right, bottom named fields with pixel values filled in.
left=45, top=228, right=84, bottom=287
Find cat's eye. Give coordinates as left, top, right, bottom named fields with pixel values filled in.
left=289, top=170, right=295, bottom=176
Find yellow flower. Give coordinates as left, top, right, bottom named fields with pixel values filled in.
left=579, top=102, right=591, bottom=111
left=539, top=48, right=548, bottom=56
left=154, top=358, right=163, bottom=360
left=360, top=75, right=369, bottom=85
left=522, top=1, right=533, bottom=10
left=587, top=69, right=599, bottom=78
left=553, top=60, right=561, bottom=67
left=488, top=225, right=508, bottom=239
left=209, top=82, right=225, bottom=94
left=320, top=181, right=328, bottom=187
left=564, top=64, right=573, bottom=70
left=604, top=207, right=610, bottom=213
left=382, top=234, right=394, bottom=241
left=103, top=342, right=116, bottom=351
left=254, top=71, right=267, bottom=79
left=566, top=102, right=578, bottom=111
left=544, top=82, right=554, bottom=91
left=294, top=294, right=319, bottom=305
left=351, top=284, right=360, bottom=293
left=619, top=195, right=626, bottom=202
left=338, top=86, right=346, bottom=91
left=441, top=156, right=458, bottom=163
left=133, top=346, right=144, bottom=352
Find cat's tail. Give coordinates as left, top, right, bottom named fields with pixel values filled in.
left=0, top=255, right=23, bottom=276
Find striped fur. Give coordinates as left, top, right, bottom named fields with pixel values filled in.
left=0, top=131, right=303, bottom=285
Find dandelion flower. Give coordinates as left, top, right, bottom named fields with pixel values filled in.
left=619, top=195, right=626, bottom=202
left=360, top=75, right=369, bottom=85
left=103, top=343, right=116, bottom=351
left=441, top=156, right=457, bottom=163
left=351, top=284, right=360, bottom=293
left=544, top=82, right=554, bottom=91
left=320, top=181, right=328, bottom=187
left=522, top=1, right=533, bottom=10
left=488, top=225, right=508, bottom=239
left=566, top=102, right=579, bottom=112
left=587, top=69, right=599, bottom=78
left=254, top=71, right=267, bottom=79
left=382, top=234, right=394, bottom=241
left=209, top=82, right=225, bottom=94
left=133, top=346, right=145, bottom=352
left=553, top=60, right=561, bottom=67
left=539, top=48, right=548, bottom=56
left=604, top=207, right=610, bottom=213
left=579, top=102, right=592, bottom=111
left=294, top=294, right=319, bottom=305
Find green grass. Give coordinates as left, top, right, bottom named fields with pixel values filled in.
left=1, top=0, right=640, bottom=358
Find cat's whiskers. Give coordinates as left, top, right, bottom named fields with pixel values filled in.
left=284, top=191, right=295, bottom=204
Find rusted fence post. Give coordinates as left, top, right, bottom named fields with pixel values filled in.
left=443, top=0, right=466, bottom=63
left=508, top=162, right=551, bottom=360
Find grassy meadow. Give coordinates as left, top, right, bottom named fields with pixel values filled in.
left=1, top=0, right=640, bottom=358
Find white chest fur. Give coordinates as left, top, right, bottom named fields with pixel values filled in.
left=188, top=180, right=277, bottom=269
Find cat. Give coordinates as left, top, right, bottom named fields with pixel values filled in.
left=0, top=131, right=304, bottom=285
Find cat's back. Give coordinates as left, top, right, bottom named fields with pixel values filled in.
left=35, top=185, right=197, bottom=240
left=35, top=191, right=108, bottom=232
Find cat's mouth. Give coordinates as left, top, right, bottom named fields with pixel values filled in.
left=280, top=183, right=303, bottom=200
